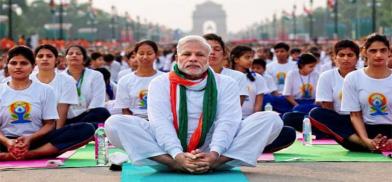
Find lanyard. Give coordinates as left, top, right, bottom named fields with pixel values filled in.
left=68, top=69, right=85, bottom=97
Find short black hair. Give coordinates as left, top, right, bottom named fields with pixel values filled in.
left=91, top=52, right=102, bottom=60
left=364, top=33, right=390, bottom=50
left=309, top=47, right=321, bottom=58
left=290, top=48, right=301, bottom=55
left=95, top=67, right=111, bottom=83
left=134, top=40, right=158, bottom=54
left=34, top=44, right=58, bottom=58
left=297, top=53, right=318, bottom=69
left=7, top=46, right=35, bottom=66
left=103, top=54, right=114, bottom=63
left=252, top=58, right=266, bottom=69
left=125, top=50, right=135, bottom=60
left=334, top=40, right=360, bottom=58
left=274, top=42, right=290, bottom=51
left=203, top=33, right=225, bottom=54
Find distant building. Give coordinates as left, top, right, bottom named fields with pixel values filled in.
left=192, top=1, right=227, bottom=40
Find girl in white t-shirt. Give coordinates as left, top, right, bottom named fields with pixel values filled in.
left=65, top=45, right=111, bottom=128
left=231, top=44, right=296, bottom=152
left=115, top=40, right=162, bottom=118
left=283, top=53, right=319, bottom=113
left=230, top=45, right=268, bottom=118
left=314, top=35, right=391, bottom=152
left=31, top=44, right=78, bottom=129
left=0, top=46, right=94, bottom=160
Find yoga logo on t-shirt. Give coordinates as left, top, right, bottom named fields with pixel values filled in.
left=9, top=101, right=32, bottom=124
left=276, top=72, right=286, bottom=85
left=368, top=93, right=388, bottom=116
left=301, top=83, right=313, bottom=99
left=338, top=90, right=343, bottom=101
left=138, top=89, right=148, bottom=109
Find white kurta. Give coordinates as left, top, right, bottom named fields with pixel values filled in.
left=105, top=72, right=283, bottom=167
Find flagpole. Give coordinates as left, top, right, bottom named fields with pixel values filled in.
left=334, top=0, right=338, bottom=39
left=293, top=4, right=297, bottom=42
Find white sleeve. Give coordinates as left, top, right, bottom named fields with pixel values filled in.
left=315, top=72, right=332, bottom=102
left=114, top=77, right=131, bottom=109
left=238, top=74, right=249, bottom=96
left=209, top=78, right=242, bottom=155
left=341, top=74, right=361, bottom=112
left=59, top=75, right=78, bottom=105
left=88, top=72, right=106, bottom=109
left=42, top=86, right=59, bottom=120
left=148, top=76, right=183, bottom=158
left=255, top=75, right=268, bottom=94
left=266, top=75, right=277, bottom=92
left=282, top=71, right=293, bottom=96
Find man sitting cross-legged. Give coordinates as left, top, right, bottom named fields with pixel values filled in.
left=105, top=35, right=286, bottom=173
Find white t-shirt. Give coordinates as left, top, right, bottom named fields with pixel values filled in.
left=67, top=68, right=106, bottom=119
left=242, top=73, right=268, bottom=118
left=115, top=71, right=163, bottom=119
left=341, top=69, right=392, bottom=125
left=30, top=72, right=78, bottom=105
left=118, top=68, right=133, bottom=80
left=110, top=61, right=122, bottom=83
left=220, top=68, right=249, bottom=96
left=320, top=62, right=335, bottom=73
left=262, top=73, right=278, bottom=93
left=282, top=70, right=319, bottom=100
left=0, top=70, right=5, bottom=83
left=0, top=81, right=59, bottom=137
left=316, top=68, right=347, bottom=114
left=266, top=61, right=297, bottom=93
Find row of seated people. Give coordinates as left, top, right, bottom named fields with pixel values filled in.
left=0, top=34, right=390, bottom=173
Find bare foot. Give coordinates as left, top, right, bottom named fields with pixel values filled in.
left=0, top=152, right=17, bottom=161
left=380, top=139, right=392, bottom=152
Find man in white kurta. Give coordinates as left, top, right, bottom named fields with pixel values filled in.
left=105, top=35, right=283, bottom=173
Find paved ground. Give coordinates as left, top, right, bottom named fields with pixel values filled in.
left=1, top=162, right=391, bottom=182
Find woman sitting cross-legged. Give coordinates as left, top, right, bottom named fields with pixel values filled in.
left=65, top=45, right=111, bottom=128
left=0, top=46, right=95, bottom=161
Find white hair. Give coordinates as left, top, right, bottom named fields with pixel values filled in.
left=176, top=35, right=212, bottom=55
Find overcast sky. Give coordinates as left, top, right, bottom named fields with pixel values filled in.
left=85, top=0, right=326, bottom=33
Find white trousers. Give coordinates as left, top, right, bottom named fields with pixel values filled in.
left=105, top=111, right=282, bottom=167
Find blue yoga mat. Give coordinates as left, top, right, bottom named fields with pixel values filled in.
left=121, top=163, right=248, bottom=182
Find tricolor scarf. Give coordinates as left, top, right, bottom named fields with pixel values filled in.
left=169, top=64, right=217, bottom=152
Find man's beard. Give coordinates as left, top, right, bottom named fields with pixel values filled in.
left=178, top=62, right=209, bottom=78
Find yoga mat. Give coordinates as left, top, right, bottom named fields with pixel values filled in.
left=274, top=142, right=392, bottom=162
left=383, top=152, right=392, bottom=158
left=121, top=163, right=248, bottom=182
left=257, top=153, right=274, bottom=162
left=297, top=139, right=338, bottom=145
left=0, top=150, right=76, bottom=169
left=62, top=143, right=124, bottom=168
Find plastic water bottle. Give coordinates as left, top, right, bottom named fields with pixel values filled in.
left=302, top=116, right=313, bottom=146
left=95, top=123, right=109, bottom=166
left=265, top=102, right=273, bottom=111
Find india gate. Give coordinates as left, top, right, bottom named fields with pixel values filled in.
left=192, top=1, right=227, bottom=40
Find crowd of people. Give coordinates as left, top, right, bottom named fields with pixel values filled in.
left=0, top=32, right=391, bottom=173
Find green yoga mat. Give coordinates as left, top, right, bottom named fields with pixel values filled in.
left=274, top=142, right=391, bottom=162
left=121, top=163, right=248, bottom=182
left=62, top=144, right=123, bottom=168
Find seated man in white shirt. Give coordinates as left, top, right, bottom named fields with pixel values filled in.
left=104, top=35, right=284, bottom=173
